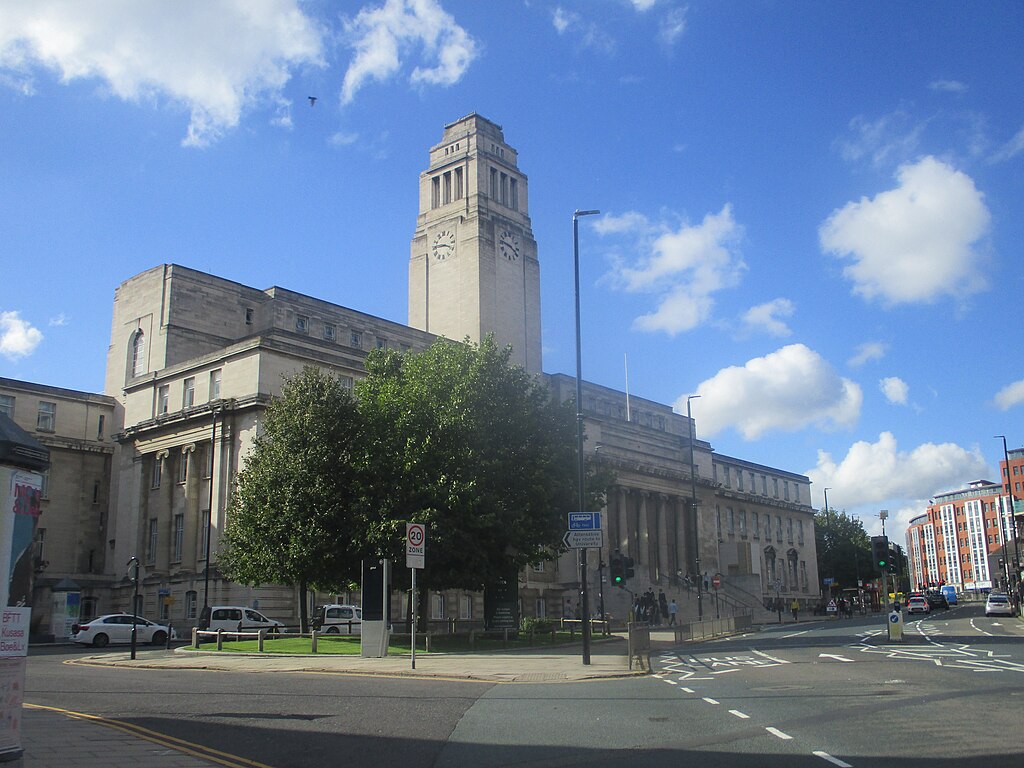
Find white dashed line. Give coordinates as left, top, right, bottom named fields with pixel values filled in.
left=766, top=727, right=792, bottom=740
left=752, top=649, right=790, bottom=664
left=702, top=697, right=720, bottom=705
left=728, top=709, right=750, bottom=719
left=813, top=750, right=853, bottom=767
left=680, top=687, right=694, bottom=693
left=663, top=679, right=677, bottom=685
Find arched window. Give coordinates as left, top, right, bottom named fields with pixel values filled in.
left=130, top=330, right=146, bottom=377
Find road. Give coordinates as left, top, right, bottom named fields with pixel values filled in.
left=25, top=602, right=1024, bottom=767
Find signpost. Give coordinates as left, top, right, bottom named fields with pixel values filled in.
left=406, top=523, right=425, bottom=669
left=562, top=529, right=603, bottom=549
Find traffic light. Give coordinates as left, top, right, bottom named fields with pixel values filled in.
left=623, top=556, right=635, bottom=581
left=889, top=543, right=903, bottom=575
left=609, top=552, right=624, bottom=585
left=871, top=535, right=889, bottom=572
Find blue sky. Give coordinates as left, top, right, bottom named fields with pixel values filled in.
left=2, top=0, right=1022, bottom=538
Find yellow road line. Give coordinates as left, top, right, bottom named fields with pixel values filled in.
left=25, top=703, right=275, bottom=768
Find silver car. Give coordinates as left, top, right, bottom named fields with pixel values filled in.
left=984, top=593, right=1014, bottom=617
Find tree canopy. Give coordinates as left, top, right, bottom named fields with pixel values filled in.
left=219, top=336, right=609, bottom=605
left=814, top=507, right=872, bottom=590
left=218, top=366, right=364, bottom=624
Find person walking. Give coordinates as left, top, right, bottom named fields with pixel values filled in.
left=668, top=599, right=678, bottom=626
left=790, top=598, right=799, bottom=622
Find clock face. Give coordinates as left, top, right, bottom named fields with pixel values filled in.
left=499, top=229, right=520, bottom=261
left=431, top=229, right=455, bottom=260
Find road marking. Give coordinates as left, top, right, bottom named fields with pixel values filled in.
left=663, top=679, right=677, bottom=685
left=970, top=619, right=994, bottom=636
left=752, top=649, right=790, bottom=664
left=813, top=750, right=853, bottom=767
left=728, top=709, right=750, bottom=719
left=782, top=630, right=809, bottom=638
left=766, top=727, right=792, bottom=740
left=702, top=697, right=720, bottom=705
left=25, top=703, right=271, bottom=768
left=680, top=687, right=694, bottom=693
left=818, top=653, right=853, bottom=662
left=710, top=668, right=740, bottom=675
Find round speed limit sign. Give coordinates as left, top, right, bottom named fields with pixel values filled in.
left=406, top=523, right=426, bottom=569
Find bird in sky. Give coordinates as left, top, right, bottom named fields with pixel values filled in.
left=308, top=96, right=317, bottom=106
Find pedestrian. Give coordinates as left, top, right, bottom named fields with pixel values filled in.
left=790, top=598, right=799, bottom=622
left=658, top=590, right=668, bottom=622
left=668, top=599, right=678, bottom=626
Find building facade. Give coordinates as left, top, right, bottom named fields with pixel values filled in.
left=20, top=114, right=819, bottom=630
left=0, top=378, right=116, bottom=638
left=905, top=469, right=1022, bottom=593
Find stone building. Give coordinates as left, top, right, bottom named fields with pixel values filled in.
left=0, top=378, right=116, bottom=638
left=77, top=113, right=817, bottom=628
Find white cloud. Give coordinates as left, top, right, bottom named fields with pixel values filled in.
left=740, top=298, right=794, bottom=338
left=994, top=380, right=1024, bottom=411
left=658, top=8, right=687, bottom=47
left=820, top=156, right=991, bottom=306
left=329, top=131, right=359, bottom=147
left=680, top=344, right=862, bottom=440
left=880, top=376, right=909, bottom=405
left=991, top=125, right=1024, bottom=163
left=807, top=432, right=989, bottom=508
left=0, top=311, right=43, bottom=360
left=552, top=7, right=576, bottom=34
left=605, top=205, right=745, bottom=335
left=838, top=112, right=922, bottom=169
left=848, top=341, right=886, bottom=368
left=928, top=79, right=967, bottom=94
left=48, top=313, right=68, bottom=327
left=629, top=0, right=660, bottom=10
left=0, top=0, right=324, bottom=147
left=341, top=0, right=479, bottom=105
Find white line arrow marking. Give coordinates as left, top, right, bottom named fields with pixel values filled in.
left=819, top=653, right=853, bottom=662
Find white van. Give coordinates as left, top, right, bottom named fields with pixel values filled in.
left=312, top=604, right=362, bottom=634
left=198, top=605, right=285, bottom=633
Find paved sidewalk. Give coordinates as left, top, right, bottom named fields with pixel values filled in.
left=22, top=634, right=649, bottom=767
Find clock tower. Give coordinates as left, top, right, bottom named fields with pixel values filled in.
left=409, top=114, right=541, bottom=373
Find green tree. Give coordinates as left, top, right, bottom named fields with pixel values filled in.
left=354, top=336, right=603, bottom=594
left=814, top=507, right=871, bottom=591
left=218, top=366, right=363, bottom=631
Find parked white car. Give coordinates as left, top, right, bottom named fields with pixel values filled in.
left=197, top=605, right=285, bottom=633
left=72, top=614, right=176, bottom=648
left=984, top=592, right=1014, bottom=617
left=312, top=604, right=362, bottom=634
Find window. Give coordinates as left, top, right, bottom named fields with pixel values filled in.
left=762, top=475, right=768, bottom=495
left=794, top=484, right=801, bottom=503
left=296, top=315, right=308, bottom=333
left=245, top=307, right=254, bottom=325
left=737, top=471, right=744, bottom=491
left=798, top=520, right=804, bottom=545
left=92, top=480, right=101, bottom=505
left=752, top=512, right=760, bottom=539
left=183, top=377, right=195, bottom=408
left=431, top=176, right=441, bottom=208
left=787, top=518, right=793, bottom=543
left=443, top=171, right=452, bottom=204
left=715, top=506, right=722, bottom=538
left=763, top=514, right=771, bottom=540
left=532, top=561, right=545, bottom=572
left=177, top=452, right=188, bottom=484
left=431, top=593, right=445, bottom=619
left=158, top=385, right=169, bottom=415
left=209, top=369, right=221, bottom=401
left=185, top=591, right=198, bottom=620
left=460, top=594, right=473, bottom=620
left=159, top=597, right=170, bottom=621
left=0, top=395, right=13, bottom=419
left=350, top=331, right=362, bottom=348
left=784, top=481, right=790, bottom=501
left=773, top=478, right=779, bottom=498
left=172, top=514, right=184, bottom=562
left=749, top=472, right=755, bottom=493
left=739, top=510, right=747, bottom=537
left=723, top=466, right=731, bottom=488
left=324, top=323, right=336, bottom=341
left=776, top=516, right=783, bottom=542
left=199, top=513, right=210, bottom=560
left=131, top=330, right=146, bottom=377
left=97, top=414, right=105, bottom=440
left=36, top=401, right=56, bottom=431
left=203, top=444, right=213, bottom=478
left=157, top=457, right=169, bottom=491
left=146, top=518, right=158, bottom=564
left=454, top=167, right=464, bottom=199
left=534, top=598, right=546, bottom=618
left=490, top=167, right=498, bottom=198
left=376, top=337, right=387, bottom=350
left=509, top=178, right=518, bottom=211
left=727, top=507, right=735, bottom=534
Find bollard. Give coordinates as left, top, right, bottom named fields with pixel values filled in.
left=166, top=622, right=173, bottom=650
left=258, top=628, right=266, bottom=652
left=311, top=630, right=318, bottom=654
left=192, top=627, right=198, bottom=648
left=216, top=629, right=224, bottom=651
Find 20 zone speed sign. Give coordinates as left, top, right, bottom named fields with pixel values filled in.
left=406, top=523, right=426, bottom=569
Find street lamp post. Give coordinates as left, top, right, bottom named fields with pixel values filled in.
left=687, top=394, right=702, bottom=621
left=995, top=436, right=1020, bottom=599
left=573, top=208, right=599, bottom=666
left=127, top=556, right=140, bottom=660
left=823, top=488, right=831, bottom=514
left=203, top=407, right=221, bottom=612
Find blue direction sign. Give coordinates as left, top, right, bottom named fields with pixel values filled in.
left=568, top=512, right=601, bottom=530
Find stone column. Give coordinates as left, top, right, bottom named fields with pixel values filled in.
left=656, top=494, right=669, bottom=583
left=617, top=487, right=630, bottom=555
left=638, top=492, right=649, bottom=568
